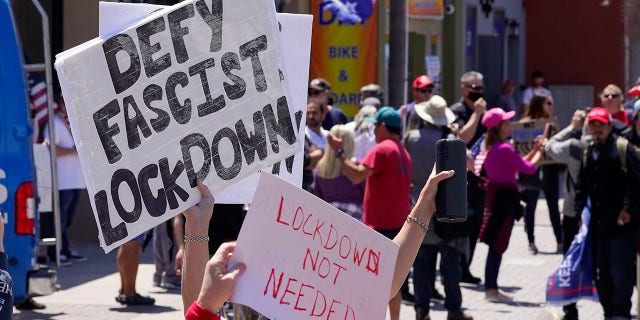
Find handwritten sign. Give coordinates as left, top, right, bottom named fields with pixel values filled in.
left=512, top=118, right=558, bottom=165
left=97, top=3, right=312, bottom=204
left=55, top=0, right=298, bottom=252
left=216, top=13, right=311, bottom=203
left=230, top=173, right=399, bottom=320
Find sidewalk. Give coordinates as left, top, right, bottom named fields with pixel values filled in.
left=12, top=199, right=639, bottom=319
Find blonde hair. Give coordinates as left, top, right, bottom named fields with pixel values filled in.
left=316, top=125, right=355, bottom=179
left=602, top=84, right=622, bottom=96
left=354, top=106, right=377, bottom=133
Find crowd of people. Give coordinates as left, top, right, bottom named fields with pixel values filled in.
left=27, top=70, right=640, bottom=320
left=289, top=73, right=640, bottom=320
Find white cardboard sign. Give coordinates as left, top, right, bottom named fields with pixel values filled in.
left=55, top=0, right=298, bottom=252
left=230, top=173, right=399, bottom=320
left=97, top=2, right=312, bottom=205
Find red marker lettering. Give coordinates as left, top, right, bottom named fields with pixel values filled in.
left=275, top=196, right=289, bottom=226
left=292, top=206, right=304, bottom=230
left=279, top=277, right=298, bottom=305
left=294, top=283, right=314, bottom=311
left=332, top=262, right=347, bottom=285
left=365, top=250, right=380, bottom=276
left=263, top=268, right=284, bottom=298
left=327, top=299, right=342, bottom=320
left=323, top=224, right=338, bottom=250
left=310, top=289, right=327, bottom=317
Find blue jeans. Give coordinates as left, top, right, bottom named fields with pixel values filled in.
left=593, top=229, right=636, bottom=319
left=413, top=243, right=463, bottom=312
left=522, top=165, right=562, bottom=244
left=59, top=189, right=81, bottom=254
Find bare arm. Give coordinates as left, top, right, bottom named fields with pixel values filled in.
left=337, top=153, right=374, bottom=184
left=308, top=146, right=323, bottom=169
left=173, top=215, right=185, bottom=276
left=42, top=138, right=77, bottom=156
left=389, top=168, right=454, bottom=299
left=181, top=181, right=215, bottom=314
left=523, top=136, right=545, bottom=164
left=328, top=133, right=374, bottom=184
left=458, top=98, right=486, bottom=144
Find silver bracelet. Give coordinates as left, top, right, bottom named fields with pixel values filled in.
left=184, top=235, right=210, bottom=243
left=406, top=216, right=429, bottom=233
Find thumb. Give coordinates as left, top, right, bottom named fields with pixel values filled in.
left=430, top=170, right=455, bottom=184
left=224, top=262, right=246, bottom=281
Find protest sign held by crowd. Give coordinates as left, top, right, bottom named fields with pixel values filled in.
left=56, top=0, right=298, bottom=252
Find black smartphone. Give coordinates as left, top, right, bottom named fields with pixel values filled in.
left=435, top=138, right=467, bottom=223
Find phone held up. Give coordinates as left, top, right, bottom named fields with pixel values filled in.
left=435, top=138, right=467, bottom=223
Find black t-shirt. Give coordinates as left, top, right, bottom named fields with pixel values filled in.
left=0, top=252, right=12, bottom=318
left=450, top=100, right=487, bottom=148
left=322, top=107, right=348, bottom=130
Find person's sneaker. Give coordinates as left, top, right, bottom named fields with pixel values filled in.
left=401, top=290, right=415, bottom=304
left=485, top=290, right=513, bottom=303
left=15, top=297, right=46, bottom=310
left=115, top=293, right=155, bottom=306
left=66, top=250, right=87, bottom=262
left=528, top=243, right=538, bottom=255
left=431, top=288, right=445, bottom=302
left=461, top=272, right=482, bottom=284
left=160, top=281, right=181, bottom=290
left=58, top=254, right=72, bottom=267
left=447, top=310, right=473, bottom=320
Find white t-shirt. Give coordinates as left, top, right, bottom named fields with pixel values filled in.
left=305, top=126, right=328, bottom=150
left=522, top=86, right=553, bottom=105
left=345, top=121, right=376, bottom=162
left=44, top=115, right=85, bottom=190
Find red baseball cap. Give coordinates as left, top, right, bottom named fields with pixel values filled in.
left=412, top=75, right=433, bottom=89
left=627, top=84, right=640, bottom=97
left=587, top=107, right=611, bottom=124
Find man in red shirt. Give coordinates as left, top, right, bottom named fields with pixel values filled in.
left=328, top=106, right=413, bottom=320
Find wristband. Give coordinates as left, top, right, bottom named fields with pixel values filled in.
left=407, top=216, right=429, bottom=233
left=335, top=148, right=345, bottom=158
left=184, top=235, right=210, bottom=243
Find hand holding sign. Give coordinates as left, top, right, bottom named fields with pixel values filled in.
left=195, top=242, right=246, bottom=314
left=181, top=168, right=455, bottom=319
left=56, top=0, right=298, bottom=252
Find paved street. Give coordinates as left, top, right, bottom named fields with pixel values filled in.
left=12, top=199, right=638, bottom=320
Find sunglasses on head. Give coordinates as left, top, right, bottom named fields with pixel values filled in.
left=603, top=93, right=620, bottom=99
left=464, top=83, right=484, bottom=91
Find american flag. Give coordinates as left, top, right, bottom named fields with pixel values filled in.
left=27, top=71, right=49, bottom=126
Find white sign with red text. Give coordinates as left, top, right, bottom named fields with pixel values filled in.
left=230, top=173, right=399, bottom=320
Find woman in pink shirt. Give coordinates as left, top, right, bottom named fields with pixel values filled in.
left=478, top=108, right=543, bottom=302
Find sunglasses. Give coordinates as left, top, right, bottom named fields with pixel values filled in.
left=464, top=83, right=484, bottom=91
left=308, top=89, right=323, bottom=96
left=419, top=87, right=433, bottom=94
left=545, top=101, right=553, bottom=105
left=603, top=93, right=620, bottom=99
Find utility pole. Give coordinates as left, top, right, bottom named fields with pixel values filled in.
left=387, top=0, right=406, bottom=108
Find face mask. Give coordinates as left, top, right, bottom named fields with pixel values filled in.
left=468, top=92, right=483, bottom=102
